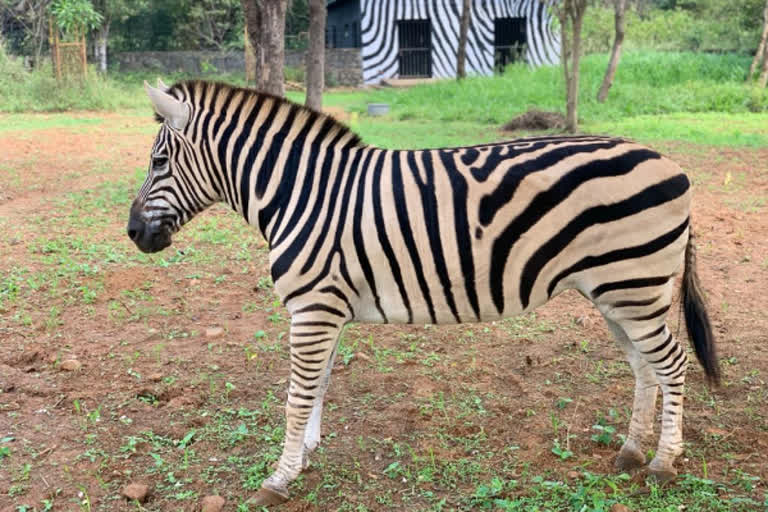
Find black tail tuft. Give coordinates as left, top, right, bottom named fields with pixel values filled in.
left=682, top=225, right=720, bottom=386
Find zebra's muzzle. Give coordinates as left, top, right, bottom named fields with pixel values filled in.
left=127, top=211, right=172, bottom=254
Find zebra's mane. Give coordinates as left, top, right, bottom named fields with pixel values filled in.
left=154, top=80, right=364, bottom=149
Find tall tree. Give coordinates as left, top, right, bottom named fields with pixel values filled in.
left=760, top=42, right=768, bottom=87
left=556, top=0, right=589, bottom=132
left=91, top=0, right=146, bottom=72
left=596, top=0, right=627, bottom=102
left=0, top=0, right=51, bottom=67
left=261, top=0, right=288, bottom=97
left=456, top=0, right=470, bottom=79
left=304, top=0, right=325, bottom=110
left=173, top=0, right=242, bottom=51
left=748, top=0, right=768, bottom=82
left=241, top=0, right=264, bottom=87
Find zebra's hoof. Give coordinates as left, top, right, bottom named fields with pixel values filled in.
left=251, top=486, right=289, bottom=507
left=615, top=448, right=646, bottom=472
left=648, top=469, right=677, bottom=485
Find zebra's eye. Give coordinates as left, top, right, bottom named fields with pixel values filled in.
left=152, top=156, right=169, bottom=168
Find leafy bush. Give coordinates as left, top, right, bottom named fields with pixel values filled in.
left=0, top=43, right=144, bottom=112
left=583, top=4, right=763, bottom=55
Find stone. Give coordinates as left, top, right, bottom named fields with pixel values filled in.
left=567, top=470, right=581, bottom=480
left=60, top=360, right=82, bottom=372
left=205, top=327, right=225, bottom=338
left=148, top=373, right=163, bottom=382
left=121, top=483, right=150, bottom=503
left=611, top=505, right=632, bottom=512
left=201, top=495, right=226, bottom=512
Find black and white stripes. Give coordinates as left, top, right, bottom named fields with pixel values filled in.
left=129, top=81, right=719, bottom=505
left=360, top=0, right=560, bottom=83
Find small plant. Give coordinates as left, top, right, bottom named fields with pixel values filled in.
left=224, top=381, right=236, bottom=401
left=591, top=424, right=617, bottom=446
left=551, top=439, right=573, bottom=460
left=0, top=436, right=11, bottom=459
left=337, top=337, right=358, bottom=366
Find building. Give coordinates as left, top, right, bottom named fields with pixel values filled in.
left=326, top=0, right=561, bottom=85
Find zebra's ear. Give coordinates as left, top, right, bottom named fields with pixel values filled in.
left=156, top=77, right=170, bottom=92
left=144, top=81, right=189, bottom=131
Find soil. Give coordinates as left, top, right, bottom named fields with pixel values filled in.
left=0, top=114, right=767, bottom=511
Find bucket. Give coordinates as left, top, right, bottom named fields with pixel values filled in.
left=367, top=103, right=390, bottom=116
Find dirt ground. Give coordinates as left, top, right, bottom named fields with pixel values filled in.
left=0, top=113, right=767, bottom=511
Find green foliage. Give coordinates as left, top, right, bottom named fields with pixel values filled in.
left=50, top=0, right=103, bottom=37
left=0, top=42, right=144, bottom=112
left=583, top=1, right=765, bottom=55
left=107, top=0, right=241, bottom=51
left=466, top=472, right=762, bottom=511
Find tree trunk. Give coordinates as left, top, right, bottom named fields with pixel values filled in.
left=262, top=0, right=288, bottom=97
left=34, top=3, right=46, bottom=70
left=748, top=0, right=768, bottom=82
left=759, top=45, right=768, bottom=88
left=244, top=25, right=257, bottom=84
left=242, top=0, right=265, bottom=88
left=96, top=22, right=109, bottom=73
left=597, top=0, right=626, bottom=103
left=305, top=0, right=326, bottom=110
left=456, top=0, right=471, bottom=79
left=559, top=0, right=588, bottom=133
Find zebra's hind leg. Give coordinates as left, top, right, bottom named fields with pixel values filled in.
left=603, top=317, right=659, bottom=472
left=602, top=304, right=687, bottom=482
left=252, top=310, right=344, bottom=506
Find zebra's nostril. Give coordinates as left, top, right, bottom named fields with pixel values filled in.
left=127, top=216, right=145, bottom=242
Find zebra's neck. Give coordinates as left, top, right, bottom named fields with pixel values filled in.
left=249, top=119, right=366, bottom=249
left=209, top=98, right=364, bottom=248
left=170, top=79, right=363, bottom=246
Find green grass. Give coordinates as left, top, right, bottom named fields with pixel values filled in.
left=351, top=52, right=761, bottom=125
left=4, top=49, right=768, bottom=147
left=585, top=112, right=768, bottom=147
left=0, top=115, right=106, bottom=132
left=0, top=48, right=145, bottom=112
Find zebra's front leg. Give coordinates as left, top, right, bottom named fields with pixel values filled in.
left=304, top=347, right=337, bottom=459
left=253, top=314, right=343, bottom=506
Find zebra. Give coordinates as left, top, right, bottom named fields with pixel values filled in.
left=128, top=79, right=719, bottom=506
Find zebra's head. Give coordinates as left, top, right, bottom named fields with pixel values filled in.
left=128, top=80, right=214, bottom=253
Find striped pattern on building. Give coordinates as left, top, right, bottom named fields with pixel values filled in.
left=129, top=81, right=719, bottom=506
left=360, top=0, right=560, bottom=83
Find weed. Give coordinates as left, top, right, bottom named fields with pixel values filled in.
left=551, top=439, right=574, bottom=460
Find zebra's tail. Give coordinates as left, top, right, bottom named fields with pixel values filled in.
left=682, top=224, right=720, bottom=386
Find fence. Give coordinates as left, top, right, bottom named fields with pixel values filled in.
left=111, top=49, right=363, bottom=87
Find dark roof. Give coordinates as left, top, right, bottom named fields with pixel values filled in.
left=327, top=0, right=356, bottom=7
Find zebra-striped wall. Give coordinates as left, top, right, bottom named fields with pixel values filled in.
left=360, top=0, right=560, bottom=84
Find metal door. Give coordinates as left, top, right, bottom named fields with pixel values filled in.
left=398, top=19, right=432, bottom=78
left=494, top=17, right=527, bottom=72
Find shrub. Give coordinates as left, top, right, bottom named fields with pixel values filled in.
left=0, top=42, right=143, bottom=112
left=583, top=5, right=762, bottom=55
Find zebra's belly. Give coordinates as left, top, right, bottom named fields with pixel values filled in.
left=350, top=272, right=538, bottom=326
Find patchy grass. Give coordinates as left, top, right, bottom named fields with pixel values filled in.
left=1, top=108, right=767, bottom=511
